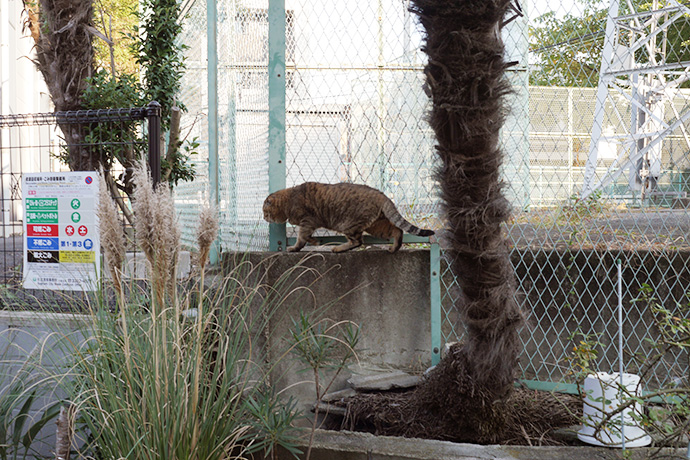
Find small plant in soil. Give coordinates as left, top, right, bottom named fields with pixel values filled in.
left=563, top=284, right=690, bottom=458
left=289, top=311, right=360, bottom=460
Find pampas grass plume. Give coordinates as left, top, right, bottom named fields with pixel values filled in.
left=132, top=159, right=180, bottom=311
left=196, top=205, right=219, bottom=271
left=97, top=170, right=125, bottom=295
left=153, top=181, right=180, bottom=304
left=132, top=159, right=156, bottom=264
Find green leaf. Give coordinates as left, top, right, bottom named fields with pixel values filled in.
left=11, top=390, right=36, bottom=447
left=21, top=402, right=61, bottom=449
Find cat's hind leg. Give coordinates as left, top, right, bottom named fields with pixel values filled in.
left=287, top=226, right=315, bottom=252
left=365, top=219, right=402, bottom=253
left=388, top=227, right=403, bottom=253
left=332, top=231, right=363, bottom=253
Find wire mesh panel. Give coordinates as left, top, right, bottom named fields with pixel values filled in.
left=0, top=115, right=62, bottom=285
left=177, top=0, right=212, bottom=248
left=283, top=1, right=432, bottom=206
left=179, top=0, right=273, bottom=250
left=504, top=0, right=690, bottom=389
left=189, top=0, right=529, bottom=243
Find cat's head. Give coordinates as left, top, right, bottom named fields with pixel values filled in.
left=263, top=191, right=288, bottom=224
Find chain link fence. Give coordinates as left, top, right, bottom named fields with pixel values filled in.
left=177, top=0, right=690, bottom=389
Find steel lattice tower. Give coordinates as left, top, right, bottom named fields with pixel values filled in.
left=581, top=0, right=690, bottom=201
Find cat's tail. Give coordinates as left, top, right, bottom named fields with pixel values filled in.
left=382, top=199, right=435, bottom=237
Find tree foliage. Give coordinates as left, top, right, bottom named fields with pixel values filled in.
left=530, top=0, right=690, bottom=87
left=529, top=0, right=606, bottom=87
left=135, top=0, right=186, bottom=131
left=79, top=0, right=196, bottom=197
left=92, top=0, right=138, bottom=75
left=25, top=0, right=195, bottom=188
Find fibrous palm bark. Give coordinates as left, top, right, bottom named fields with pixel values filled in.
left=345, top=0, right=525, bottom=443
left=410, top=0, right=524, bottom=441
left=24, top=0, right=96, bottom=170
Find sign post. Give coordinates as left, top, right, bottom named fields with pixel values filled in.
left=23, top=172, right=100, bottom=291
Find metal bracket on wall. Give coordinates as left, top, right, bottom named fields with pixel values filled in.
left=430, top=242, right=441, bottom=366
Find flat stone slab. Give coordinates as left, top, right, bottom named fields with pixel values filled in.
left=314, top=402, right=347, bottom=417
left=348, top=371, right=421, bottom=391
left=321, top=388, right=356, bottom=402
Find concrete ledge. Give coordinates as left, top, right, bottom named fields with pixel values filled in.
left=224, top=250, right=433, bottom=412
left=281, top=430, right=687, bottom=460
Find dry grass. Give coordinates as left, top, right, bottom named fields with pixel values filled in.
left=131, top=159, right=180, bottom=311
left=97, top=169, right=125, bottom=296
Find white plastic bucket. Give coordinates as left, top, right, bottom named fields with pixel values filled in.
left=577, top=372, right=651, bottom=447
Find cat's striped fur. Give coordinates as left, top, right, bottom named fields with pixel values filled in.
left=263, top=182, right=434, bottom=253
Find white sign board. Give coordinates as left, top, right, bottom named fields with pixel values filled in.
left=23, top=172, right=100, bottom=291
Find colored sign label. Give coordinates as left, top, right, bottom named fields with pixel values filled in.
left=60, top=251, right=96, bottom=263
left=26, top=211, right=58, bottom=223
left=60, top=240, right=88, bottom=249
left=27, top=224, right=59, bottom=237
left=26, top=198, right=58, bottom=210
left=27, top=250, right=60, bottom=263
left=27, top=237, right=59, bottom=251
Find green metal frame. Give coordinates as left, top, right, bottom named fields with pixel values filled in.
left=430, top=242, right=441, bottom=366
left=268, top=0, right=287, bottom=252
left=517, top=379, right=577, bottom=394
left=206, top=0, right=219, bottom=263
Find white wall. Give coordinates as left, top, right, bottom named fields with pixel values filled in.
left=1, top=0, right=50, bottom=115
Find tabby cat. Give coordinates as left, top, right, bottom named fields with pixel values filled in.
left=262, top=182, right=434, bottom=253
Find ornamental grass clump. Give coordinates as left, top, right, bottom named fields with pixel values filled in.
left=66, top=163, right=304, bottom=460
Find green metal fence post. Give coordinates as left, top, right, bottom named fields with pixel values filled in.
left=207, top=0, right=219, bottom=263
left=268, top=0, right=286, bottom=252
left=430, top=242, right=441, bottom=366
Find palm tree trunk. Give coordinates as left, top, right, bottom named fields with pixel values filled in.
left=23, top=0, right=95, bottom=170
left=405, top=0, right=524, bottom=442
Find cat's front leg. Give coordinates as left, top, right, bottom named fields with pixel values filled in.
left=332, top=231, right=363, bottom=253
left=287, top=226, right=315, bottom=252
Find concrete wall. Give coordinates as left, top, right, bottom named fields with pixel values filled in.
left=230, top=250, right=433, bottom=409
left=0, top=311, right=88, bottom=458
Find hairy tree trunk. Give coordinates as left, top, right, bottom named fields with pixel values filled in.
left=344, top=0, right=526, bottom=443
left=411, top=0, right=524, bottom=441
left=24, top=0, right=96, bottom=170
